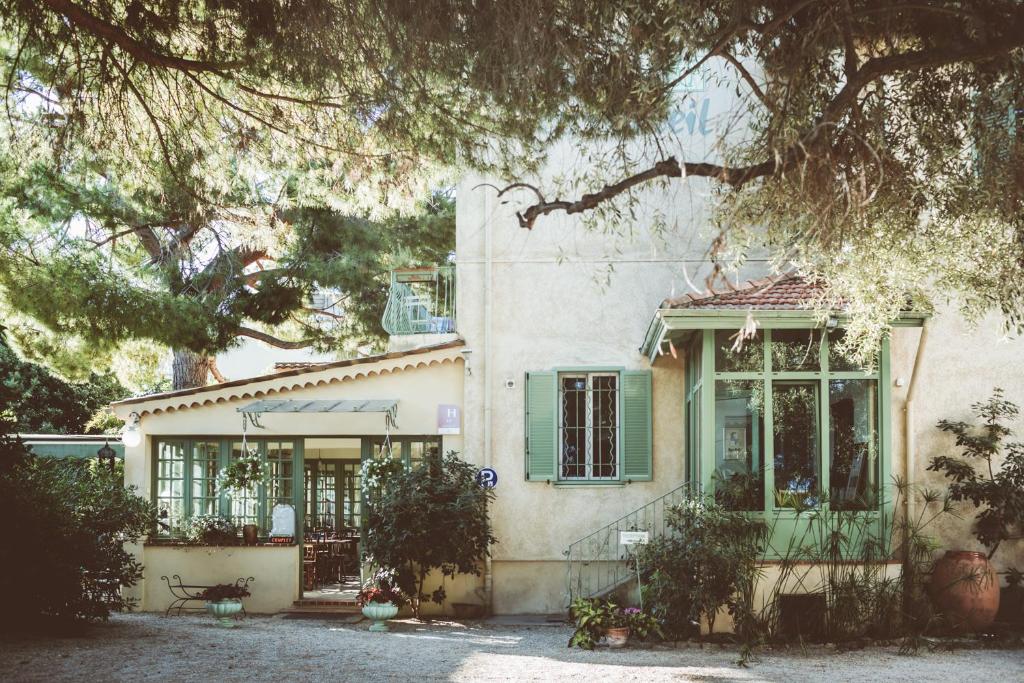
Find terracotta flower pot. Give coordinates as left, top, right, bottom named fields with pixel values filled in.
left=930, top=550, right=1000, bottom=633
left=242, top=524, right=259, bottom=546
left=605, top=626, right=630, bottom=649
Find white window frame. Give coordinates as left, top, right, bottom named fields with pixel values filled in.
left=557, top=371, right=620, bottom=481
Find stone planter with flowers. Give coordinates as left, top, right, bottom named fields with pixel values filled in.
left=358, top=568, right=407, bottom=632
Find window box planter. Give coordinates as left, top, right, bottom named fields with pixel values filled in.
left=206, top=599, right=244, bottom=627
left=362, top=602, right=399, bottom=632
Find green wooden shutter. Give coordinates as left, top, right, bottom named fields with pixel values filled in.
left=621, top=370, right=653, bottom=481
left=525, top=371, right=557, bottom=481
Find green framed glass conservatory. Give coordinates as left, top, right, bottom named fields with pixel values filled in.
left=642, top=276, right=926, bottom=553
left=151, top=435, right=441, bottom=540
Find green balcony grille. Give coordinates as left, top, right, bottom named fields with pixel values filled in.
left=381, top=266, right=456, bottom=336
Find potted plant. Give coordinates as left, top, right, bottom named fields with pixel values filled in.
left=927, top=389, right=1024, bottom=632
left=605, top=607, right=630, bottom=649
left=182, top=514, right=238, bottom=545
left=217, top=452, right=267, bottom=545
left=622, top=606, right=663, bottom=642
left=358, top=568, right=406, bottom=632
left=569, top=599, right=663, bottom=649
left=199, top=583, right=250, bottom=628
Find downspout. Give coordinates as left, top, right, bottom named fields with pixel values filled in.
left=482, top=184, right=494, bottom=614
left=904, top=321, right=931, bottom=526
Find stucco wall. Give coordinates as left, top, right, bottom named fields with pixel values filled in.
left=142, top=545, right=300, bottom=614
left=892, top=308, right=1024, bottom=576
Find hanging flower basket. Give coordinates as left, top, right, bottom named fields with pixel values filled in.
left=217, top=452, right=267, bottom=497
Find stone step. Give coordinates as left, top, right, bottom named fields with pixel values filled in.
left=283, top=604, right=363, bottom=616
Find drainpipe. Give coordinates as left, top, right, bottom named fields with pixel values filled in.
left=482, top=182, right=495, bottom=614
left=904, top=320, right=931, bottom=524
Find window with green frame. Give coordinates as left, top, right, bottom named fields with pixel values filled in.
left=367, top=436, right=442, bottom=469
left=525, top=368, right=653, bottom=483
left=153, top=438, right=300, bottom=537
left=692, top=328, right=889, bottom=514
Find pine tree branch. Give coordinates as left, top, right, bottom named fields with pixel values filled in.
left=39, top=0, right=246, bottom=74
left=236, top=326, right=317, bottom=350
left=516, top=18, right=1024, bottom=229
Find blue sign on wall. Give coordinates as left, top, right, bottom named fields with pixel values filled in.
left=477, top=467, right=498, bottom=489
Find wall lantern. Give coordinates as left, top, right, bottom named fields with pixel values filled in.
left=121, top=411, right=142, bottom=448
left=96, top=441, right=117, bottom=472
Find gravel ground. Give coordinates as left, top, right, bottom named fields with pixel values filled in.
left=1, top=613, right=1022, bottom=682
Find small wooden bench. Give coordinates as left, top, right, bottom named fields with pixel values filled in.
left=161, top=574, right=255, bottom=617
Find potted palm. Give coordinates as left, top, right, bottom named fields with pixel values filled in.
left=358, top=568, right=406, bottom=632
left=217, top=451, right=267, bottom=545
left=199, top=583, right=251, bottom=627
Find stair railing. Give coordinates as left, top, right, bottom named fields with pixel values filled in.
left=564, top=482, right=694, bottom=604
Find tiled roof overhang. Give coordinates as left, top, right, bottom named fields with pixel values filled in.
left=111, top=340, right=464, bottom=417
left=640, top=275, right=927, bottom=360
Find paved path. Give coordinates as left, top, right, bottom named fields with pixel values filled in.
left=1, top=613, right=1022, bottom=682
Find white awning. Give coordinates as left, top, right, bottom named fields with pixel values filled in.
left=238, top=399, right=397, bottom=414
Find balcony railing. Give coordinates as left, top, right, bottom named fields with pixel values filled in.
left=381, top=266, right=456, bottom=336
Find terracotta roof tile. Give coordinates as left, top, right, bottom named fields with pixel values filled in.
left=662, top=274, right=825, bottom=310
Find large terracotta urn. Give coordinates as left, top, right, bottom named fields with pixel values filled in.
left=930, top=550, right=1000, bottom=632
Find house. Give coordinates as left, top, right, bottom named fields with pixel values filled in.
left=111, top=66, right=1024, bottom=619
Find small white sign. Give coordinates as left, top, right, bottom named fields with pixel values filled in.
left=438, top=404, right=461, bottom=435
left=270, top=503, right=295, bottom=538
left=619, top=531, right=650, bottom=546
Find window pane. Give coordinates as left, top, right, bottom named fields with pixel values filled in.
left=560, top=375, right=587, bottom=479
left=827, top=329, right=878, bottom=371
left=714, top=381, right=765, bottom=511
left=265, top=442, right=294, bottom=531
left=230, top=442, right=259, bottom=527
left=316, top=466, right=336, bottom=530
left=829, top=379, right=878, bottom=510
left=715, top=329, right=763, bottom=372
left=156, top=441, right=186, bottom=536
left=771, top=329, right=821, bottom=372
left=559, top=373, right=618, bottom=480
left=191, top=441, right=219, bottom=501
left=341, top=461, right=362, bottom=528
left=773, top=383, right=820, bottom=508
left=592, top=375, right=618, bottom=479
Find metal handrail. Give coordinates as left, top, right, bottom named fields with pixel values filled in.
left=563, top=482, right=693, bottom=604
left=380, top=265, right=456, bottom=336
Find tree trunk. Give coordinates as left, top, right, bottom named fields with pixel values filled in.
left=172, top=349, right=210, bottom=390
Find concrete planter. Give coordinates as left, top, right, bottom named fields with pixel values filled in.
left=206, top=599, right=243, bottom=627
left=362, top=602, right=399, bottom=632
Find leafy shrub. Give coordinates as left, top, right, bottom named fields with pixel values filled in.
left=362, top=450, right=496, bottom=618
left=0, top=436, right=155, bottom=628
left=568, top=598, right=617, bottom=649
left=929, top=388, right=1024, bottom=559
left=636, top=496, right=767, bottom=636
left=182, top=514, right=239, bottom=545
left=198, top=583, right=250, bottom=602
